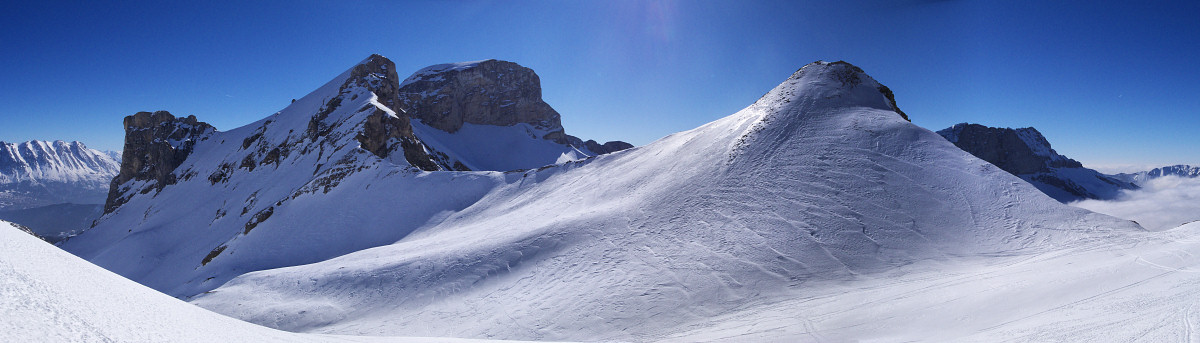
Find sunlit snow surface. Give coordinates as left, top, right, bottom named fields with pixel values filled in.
left=0, top=220, right=533, bottom=343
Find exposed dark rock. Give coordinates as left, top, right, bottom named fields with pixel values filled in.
left=584, top=140, right=634, bottom=155
left=105, top=111, right=215, bottom=213
left=876, top=85, right=909, bottom=122
left=244, top=206, right=273, bottom=234
left=201, top=245, right=226, bottom=266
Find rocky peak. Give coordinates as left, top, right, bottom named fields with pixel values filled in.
left=105, top=110, right=215, bottom=213
left=303, top=54, right=440, bottom=171
left=398, top=59, right=570, bottom=142
left=347, top=54, right=402, bottom=112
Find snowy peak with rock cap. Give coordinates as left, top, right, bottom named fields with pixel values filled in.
left=0, top=140, right=120, bottom=209
left=0, top=140, right=120, bottom=185
left=399, top=59, right=631, bottom=171
left=187, top=60, right=1138, bottom=341
left=938, top=123, right=1137, bottom=202
left=62, top=54, right=473, bottom=298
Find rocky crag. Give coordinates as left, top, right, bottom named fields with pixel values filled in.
left=938, top=123, right=1136, bottom=202
left=398, top=59, right=631, bottom=170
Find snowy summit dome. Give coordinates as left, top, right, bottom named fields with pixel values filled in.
left=753, top=61, right=908, bottom=122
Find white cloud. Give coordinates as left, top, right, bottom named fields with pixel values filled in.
left=1071, top=176, right=1200, bottom=231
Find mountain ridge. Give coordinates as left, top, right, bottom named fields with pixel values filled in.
left=0, top=140, right=120, bottom=210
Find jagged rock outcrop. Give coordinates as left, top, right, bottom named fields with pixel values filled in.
left=398, top=59, right=569, bottom=142
left=584, top=140, right=634, bottom=155
left=338, top=54, right=439, bottom=171
left=105, top=111, right=215, bottom=213
left=938, top=123, right=1136, bottom=202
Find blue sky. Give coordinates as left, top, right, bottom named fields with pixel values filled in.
left=2, top=0, right=1198, bottom=170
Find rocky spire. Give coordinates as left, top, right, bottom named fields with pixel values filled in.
left=105, top=111, right=214, bottom=213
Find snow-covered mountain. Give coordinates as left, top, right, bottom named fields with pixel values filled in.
left=1114, top=164, right=1200, bottom=184
left=0, top=140, right=120, bottom=209
left=176, top=60, right=1137, bottom=341
left=0, top=220, right=525, bottom=343
left=62, top=55, right=637, bottom=300
left=937, top=123, right=1137, bottom=202
left=399, top=59, right=630, bottom=171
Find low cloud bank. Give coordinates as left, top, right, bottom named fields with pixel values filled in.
left=1071, top=176, right=1200, bottom=231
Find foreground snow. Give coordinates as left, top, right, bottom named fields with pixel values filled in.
left=0, top=221, right=538, bottom=343
left=663, top=222, right=1200, bottom=341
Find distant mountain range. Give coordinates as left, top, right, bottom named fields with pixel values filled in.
left=1114, top=164, right=1200, bottom=184
left=0, top=140, right=120, bottom=209
left=0, top=140, right=119, bottom=240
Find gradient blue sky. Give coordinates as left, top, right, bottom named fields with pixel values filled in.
left=2, top=0, right=1198, bottom=171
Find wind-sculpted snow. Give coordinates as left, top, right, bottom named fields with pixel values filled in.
left=191, top=61, right=1141, bottom=341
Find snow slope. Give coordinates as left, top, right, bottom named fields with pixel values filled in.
left=62, top=55, right=504, bottom=298
left=412, top=120, right=591, bottom=171
left=0, top=140, right=120, bottom=209
left=191, top=61, right=1141, bottom=341
left=0, top=220, right=530, bottom=343
left=661, top=221, right=1200, bottom=342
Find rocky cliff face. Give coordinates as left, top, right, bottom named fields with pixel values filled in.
left=396, top=59, right=632, bottom=171
left=938, top=123, right=1080, bottom=175
left=105, top=111, right=215, bottom=213
left=315, top=54, right=439, bottom=171
left=938, top=123, right=1136, bottom=202
left=398, top=59, right=568, bottom=141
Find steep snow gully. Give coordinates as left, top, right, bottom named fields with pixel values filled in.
left=36, top=56, right=1200, bottom=342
